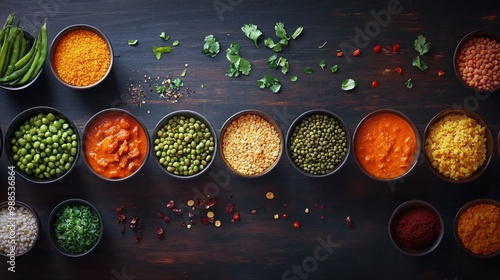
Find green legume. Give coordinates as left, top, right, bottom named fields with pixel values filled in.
left=154, top=114, right=215, bottom=176
left=288, top=113, right=348, bottom=175
left=9, top=112, right=78, bottom=180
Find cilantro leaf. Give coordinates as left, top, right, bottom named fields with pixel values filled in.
left=341, top=79, right=356, bottom=91
left=226, top=42, right=251, bottom=77
left=241, top=24, right=262, bottom=48
left=152, top=46, right=172, bottom=60
left=201, top=35, right=220, bottom=57
left=267, top=55, right=289, bottom=74
left=290, top=75, right=298, bottom=82
left=291, top=26, right=303, bottom=39
left=319, top=59, right=326, bottom=70
left=267, top=54, right=279, bottom=70
left=414, top=35, right=431, bottom=55
left=406, top=78, right=413, bottom=89
left=257, top=74, right=281, bottom=93
left=303, top=67, right=313, bottom=75
left=180, top=68, right=187, bottom=77
left=330, top=65, right=339, bottom=73
left=412, top=56, right=428, bottom=71
left=170, top=78, right=183, bottom=89
left=318, top=41, right=327, bottom=48
left=172, top=40, right=180, bottom=47
left=128, top=40, right=138, bottom=46
left=275, top=22, right=288, bottom=40
left=159, top=32, right=170, bottom=41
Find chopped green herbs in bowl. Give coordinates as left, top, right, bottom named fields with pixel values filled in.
left=48, top=199, right=103, bottom=257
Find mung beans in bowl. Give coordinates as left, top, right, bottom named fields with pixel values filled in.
left=0, top=201, right=40, bottom=257
left=153, top=110, right=217, bottom=179
left=286, top=109, right=350, bottom=177
left=5, top=106, right=80, bottom=184
left=220, top=109, right=283, bottom=177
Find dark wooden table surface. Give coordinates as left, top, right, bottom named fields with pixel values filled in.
left=1, top=0, right=500, bottom=279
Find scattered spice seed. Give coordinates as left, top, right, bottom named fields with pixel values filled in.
left=274, top=214, right=279, bottom=220
left=207, top=211, right=215, bottom=218
left=163, top=216, right=170, bottom=223
left=372, top=80, right=379, bottom=88
left=393, top=44, right=400, bottom=52
left=320, top=216, right=325, bottom=220
left=130, top=216, right=138, bottom=229
left=373, top=44, right=381, bottom=53
left=134, top=231, right=142, bottom=243
left=353, top=48, right=361, bottom=57
left=187, top=200, right=195, bottom=207
left=266, top=192, right=275, bottom=200
left=166, top=200, right=175, bottom=209
left=346, top=216, right=353, bottom=227
left=226, top=203, right=234, bottom=214
left=172, top=208, right=182, bottom=216
left=305, top=208, right=309, bottom=214
left=156, top=212, right=164, bottom=218
left=155, top=227, right=164, bottom=239
left=396, top=67, right=403, bottom=75
left=120, top=224, right=125, bottom=233
left=118, top=214, right=126, bottom=222
left=293, top=221, right=300, bottom=229
left=437, top=70, right=445, bottom=77
left=336, top=50, right=343, bottom=57
left=282, top=213, right=287, bottom=219
left=215, top=220, right=221, bottom=227
left=231, top=212, right=240, bottom=222
left=251, top=210, right=257, bottom=215
left=116, top=206, right=125, bottom=214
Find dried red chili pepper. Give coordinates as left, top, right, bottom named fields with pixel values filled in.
left=166, top=200, right=175, bottom=209
left=172, top=208, right=182, bottom=215
left=336, top=50, right=343, bottom=57
left=373, top=44, right=381, bottom=53
left=134, top=231, right=142, bottom=243
left=117, top=214, right=126, bottom=222
left=251, top=209, right=257, bottom=215
left=116, top=206, right=124, bottom=214
left=163, top=215, right=170, bottom=223
left=190, top=219, right=196, bottom=225
left=282, top=213, right=287, bottom=219
left=130, top=216, right=138, bottom=229
left=293, top=221, right=300, bottom=229
left=156, top=212, right=164, bottom=218
left=205, top=197, right=217, bottom=209
left=372, top=80, right=379, bottom=88
left=437, top=70, right=445, bottom=77
left=395, top=67, right=403, bottom=75
left=231, top=212, right=240, bottom=222
left=352, top=48, right=361, bottom=57
left=200, top=217, right=211, bottom=225
left=226, top=203, right=234, bottom=214
left=392, top=44, right=400, bottom=52
left=346, top=216, right=353, bottom=227
left=155, top=227, right=164, bottom=238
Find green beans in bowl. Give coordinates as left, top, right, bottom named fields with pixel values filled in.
left=153, top=110, right=217, bottom=178
left=286, top=110, right=351, bottom=177
left=5, top=106, right=80, bottom=183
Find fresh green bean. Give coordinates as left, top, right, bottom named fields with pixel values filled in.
left=14, top=35, right=36, bottom=70
left=3, top=30, right=22, bottom=76
left=29, top=21, right=47, bottom=81
left=0, top=47, right=37, bottom=84
left=17, top=29, right=41, bottom=85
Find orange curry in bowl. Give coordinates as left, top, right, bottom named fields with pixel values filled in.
left=355, top=112, right=418, bottom=180
left=84, top=112, right=148, bottom=179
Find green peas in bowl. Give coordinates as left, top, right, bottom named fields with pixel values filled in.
left=5, top=106, right=80, bottom=183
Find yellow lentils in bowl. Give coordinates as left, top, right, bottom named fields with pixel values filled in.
left=424, top=108, right=493, bottom=182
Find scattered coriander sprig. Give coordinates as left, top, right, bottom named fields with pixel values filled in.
left=201, top=35, right=220, bottom=57
left=241, top=24, right=262, bottom=48
left=341, top=79, right=356, bottom=91
left=226, top=42, right=251, bottom=77
left=258, top=74, right=281, bottom=93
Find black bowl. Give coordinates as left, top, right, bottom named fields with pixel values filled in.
left=454, top=198, right=500, bottom=258
left=82, top=108, right=150, bottom=181
left=4, top=106, right=80, bottom=184
left=388, top=200, right=444, bottom=256
left=48, top=198, right=103, bottom=257
left=423, top=108, right=493, bottom=183
left=49, top=24, right=113, bottom=89
left=286, top=109, right=350, bottom=178
left=220, top=109, right=283, bottom=177
left=153, top=110, right=217, bottom=179
left=453, top=29, right=500, bottom=93
left=0, top=30, right=43, bottom=91
left=0, top=201, right=40, bottom=257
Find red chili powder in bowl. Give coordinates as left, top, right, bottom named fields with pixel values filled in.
left=393, top=206, right=441, bottom=249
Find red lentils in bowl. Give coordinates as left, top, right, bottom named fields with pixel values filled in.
left=454, top=30, right=500, bottom=93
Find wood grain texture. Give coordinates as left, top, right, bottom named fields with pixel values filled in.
left=0, top=0, right=499, bottom=279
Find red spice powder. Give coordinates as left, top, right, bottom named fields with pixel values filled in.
left=393, top=206, right=441, bottom=249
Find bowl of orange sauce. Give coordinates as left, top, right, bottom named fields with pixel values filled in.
left=82, top=108, right=150, bottom=181
left=353, top=109, right=421, bottom=182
